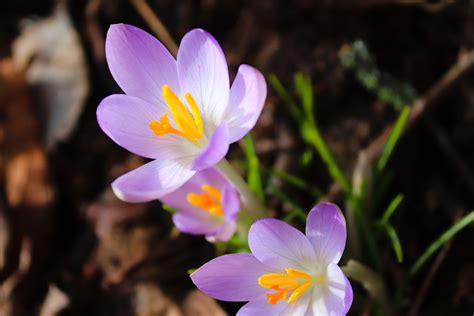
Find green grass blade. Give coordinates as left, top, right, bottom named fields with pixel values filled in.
left=267, top=74, right=303, bottom=121
left=294, top=73, right=314, bottom=119
left=268, top=169, right=323, bottom=198
left=377, top=105, right=410, bottom=173
left=410, top=211, right=474, bottom=277
left=306, top=127, right=351, bottom=193
left=379, top=193, right=404, bottom=225
left=269, top=73, right=350, bottom=193
left=268, top=184, right=307, bottom=222
left=242, top=134, right=264, bottom=202
left=385, top=223, right=404, bottom=262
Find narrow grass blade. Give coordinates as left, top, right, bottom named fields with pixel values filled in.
left=385, top=223, right=404, bottom=262
left=379, top=193, right=404, bottom=225
left=377, top=106, right=410, bottom=173
left=269, top=184, right=307, bottom=222
left=268, top=169, right=322, bottom=198
left=267, top=74, right=302, bottom=121
left=242, top=134, right=264, bottom=202
left=294, top=73, right=314, bottom=120
left=306, top=127, right=351, bottom=193
left=410, top=211, right=474, bottom=277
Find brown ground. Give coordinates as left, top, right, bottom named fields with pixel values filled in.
left=0, top=0, right=473, bottom=315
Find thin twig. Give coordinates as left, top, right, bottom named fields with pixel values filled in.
left=129, top=0, right=178, bottom=57
left=396, top=0, right=456, bottom=12
left=408, top=209, right=463, bottom=316
left=366, top=50, right=474, bottom=162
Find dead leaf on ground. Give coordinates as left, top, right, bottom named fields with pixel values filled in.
left=12, top=1, right=89, bottom=149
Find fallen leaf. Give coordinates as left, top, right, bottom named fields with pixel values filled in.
left=12, top=1, right=89, bottom=149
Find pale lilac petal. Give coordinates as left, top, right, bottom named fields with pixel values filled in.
left=306, top=202, right=347, bottom=264
left=112, top=159, right=195, bottom=203
left=343, top=275, right=353, bottom=314
left=177, top=29, right=229, bottom=127
left=281, top=292, right=312, bottom=316
left=191, top=253, right=272, bottom=301
left=97, top=94, right=199, bottom=161
left=225, top=64, right=267, bottom=143
left=222, top=183, right=240, bottom=221
left=172, top=211, right=221, bottom=236
left=206, top=221, right=237, bottom=242
left=248, top=218, right=317, bottom=270
left=106, top=24, right=179, bottom=105
left=236, top=296, right=287, bottom=316
left=192, top=124, right=230, bottom=170
left=311, top=264, right=350, bottom=316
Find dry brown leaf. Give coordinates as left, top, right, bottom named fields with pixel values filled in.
left=182, top=290, right=226, bottom=316
left=38, top=285, right=69, bottom=316
left=12, top=1, right=89, bottom=149
left=133, top=283, right=182, bottom=316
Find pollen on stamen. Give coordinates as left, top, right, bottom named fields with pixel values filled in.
left=149, top=114, right=172, bottom=137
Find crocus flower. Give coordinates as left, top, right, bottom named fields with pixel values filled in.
left=160, top=167, right=239, bottom=242
left=191, top=202, right=353, bottom=315
left=97, top=24, right=266, bottom=202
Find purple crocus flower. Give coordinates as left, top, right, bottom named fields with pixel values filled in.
left=191, top=202, right=353, bottom=315
left=97, top=24, right=266, bottom=202
left=160, top=167, right=239, bottom=242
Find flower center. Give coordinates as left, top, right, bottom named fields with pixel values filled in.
left=186, top=184, right=223, bottom=217
left=149, top=85, right=203, bottom=143
left=258, top=268, right=324, bottom=305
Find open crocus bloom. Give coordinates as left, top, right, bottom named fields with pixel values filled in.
left=160, top=167, right=239, bottom=242
left=191, top=202, right=353, bottom=315
left=97, top=24, right=266, bottom=202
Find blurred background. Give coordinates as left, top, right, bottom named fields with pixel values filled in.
left=0, top=0, right=473, bottom=315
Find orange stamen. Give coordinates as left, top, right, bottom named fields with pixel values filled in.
left=186, top=184, right=223, bottom=217
left=258, top=268, right=314, bottom=305
left=149, top=85, right=204, bottom=143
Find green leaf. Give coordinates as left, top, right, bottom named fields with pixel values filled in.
left=385, top=223, right=404, bottom=262
left=377, top=105, right=410, bottom=173
left=410, top=211, right=474, bottom=277
left=269, top=73, right=351, bottom=194
left=379, top=193, right=404, bottom=225
left=268, top=169, right=322, bottom=199
left=268, top=184, right=307, bottom=222
left=294, top=73, right=314, bottom=119
left=305, top=127, right=351, bottom=194
left=267, top=74, right=302, bottom=122
left=242, top=134, right=264, bottom=202
left=162, top=204, right=177, bottom=214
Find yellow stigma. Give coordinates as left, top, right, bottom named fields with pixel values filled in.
left=186, top=184, right=223, bottom=217
left=149, top=85, right=203, bottom=143
left=258, top=268, right=314, bottom=305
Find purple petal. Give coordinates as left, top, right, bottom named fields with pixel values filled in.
left=206, top=221, right=237, bottom=242
left=172, top=211, right=221, bottom=236
left=306, top=202, right=347, bottom=264
left=222, top=183, right=240, bottom=221
left=248, top=218, right=317, bottom=270
left=177, top=29, right=229, bottom=126
left=106, top=24, right=179, bottom=105
left=343, top=275, right=353, bottom=314
left=224, top=64, right=267, bottom=143
left=311, top=263, right=351, bottom=315
left=236, top=296, right=287, bottom=316
left=97, top=94, right=199, bottom=162
left=191, top=253, right=272, bottom=302
left=112, top=159, right=195, bottom=203
left=192, top=124, right=230, bottom=170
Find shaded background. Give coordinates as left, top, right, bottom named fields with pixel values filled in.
left=0, top=0, right=473, bottom=315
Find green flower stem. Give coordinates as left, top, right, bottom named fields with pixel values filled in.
left=217, top=159, right=267, bottom=236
